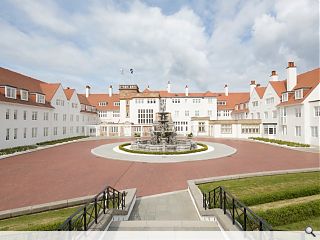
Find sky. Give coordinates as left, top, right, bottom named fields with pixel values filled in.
left=0, top=0, right=318, bottom=93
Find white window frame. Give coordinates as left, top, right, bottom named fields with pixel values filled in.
left=5, top=86, right=17, bottom=99
left=20, top=90, right=29, bottom=101
left=36, top=94, right=45, bottom=104
left=315, top=106, right=320, bottom=117
left=311, top=126, right=319, bottom=138
left=295, top=89, right=303, bottom=100
left=282, top=92, right=288, bottom=102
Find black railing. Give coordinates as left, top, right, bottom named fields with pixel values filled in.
left=203, top=186, right=272, bottom=231
left=58, top=186, right=126, bottom=231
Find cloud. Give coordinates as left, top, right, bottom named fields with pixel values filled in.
left=0, top=0, right=318, bottom=93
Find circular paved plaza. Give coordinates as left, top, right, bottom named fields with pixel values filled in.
left=0, top=137, right=318, bottom=211
left=91, top=141, right=236, bottom=163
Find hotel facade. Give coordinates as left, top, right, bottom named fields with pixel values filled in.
left=0, top=62, right=319, bottom=149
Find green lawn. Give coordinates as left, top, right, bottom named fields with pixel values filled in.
left=198, top=171, right=320, bottom=230
left=0, top=206, right=80, bottom=231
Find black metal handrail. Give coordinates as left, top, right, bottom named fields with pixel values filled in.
left=58, top=186, right=126, bottom=231
left=203, top=186, right=272, bottom=231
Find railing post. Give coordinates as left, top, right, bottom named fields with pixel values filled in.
left=117, top=192, right=120, bottom=209
left=122, top=191, right=125, bottom=209
left=68, top=220, right=72, bottom=231
left=214, top=188, right=216, bottom=208
left=103, top=191, right=106, bottom=214
left=112, top=188, right=115, bottom=208
left=94, top=197, right=98, bottom=224
left=232, top=198, right=235, bottom=224
left=259, top=220, right=263, bottom=231
left=107, top=188, right=110, bottom=209
left=203, top=193, right=206, bottom=210
left=83, top=206, right=87, bottom=231
left=208, top=192, right=211, bottom=209
left=243, top=208, right=247, bottom=231
left=219, top=187, right=222, bottom=209
left=223, top=191, right=226, bottom=214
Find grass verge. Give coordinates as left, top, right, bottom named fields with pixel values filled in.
left=36, top=136, right=88, bottom=146
left=0, top=145, right=38, bottom=156
left=249, top=137, right=310, bottom=147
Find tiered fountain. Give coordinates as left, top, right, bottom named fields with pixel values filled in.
left=131, top=101, right=197, bottom=152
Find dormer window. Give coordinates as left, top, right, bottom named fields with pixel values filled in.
left=98, top=102, right=107, bottom=106
left=114, top=102, right=120, bottom=106
left=295, top=89, right=303, bottom=100
left=240, top=104, right=244, bottom=110
left=5, top=86, right=16, bottom=99
left=20, top=90, right=28, bottom=101
left=36, top=94, right=45, bottom=104
left=282, top=92, right=288, bottom=102
left=217, top=101, right=226, bottom=105
left=235, top=105, right=239, bottom=110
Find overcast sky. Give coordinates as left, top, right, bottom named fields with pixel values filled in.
left=0, top=0, right=318, bottom=93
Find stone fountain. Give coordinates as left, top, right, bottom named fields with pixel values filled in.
left=131, top=101, right=197, bottom=152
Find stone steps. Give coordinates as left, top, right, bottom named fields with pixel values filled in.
left=108, top=220, right=220, bottom=231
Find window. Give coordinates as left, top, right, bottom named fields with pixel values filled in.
left=6, top=128, right=10, bottom=140
left=135, top=99, right=144, bottom=104
left=282, top=125, right=287, bottom=135
left=282, top=92, right=288, bottom=102
left=23, top=111, right=27, bottom=120
left=266, top=97, right=274, bottom=104
left=32, top=111, right=38, bottom=120
left=5, top=86, right=16, bottom=99
left=63, top=114, right=66, bottom=121
left=217, top=101, right=226, bottom=105
left=185, top=110, right=189, bottom=117
left=44, top=127, right=49, bottom=137
left=315, top=106, right=320, bottom=117
left=114, top=102, right=120, bottom=106
left=5, top=109, right=10, bottom=120
left=53, top=127, right=58, bottom=136
left=23, top=128, right=27, bottom=138
left=70, top=127, right=73, bottom=134
left=208, top=110, right=212, bottom=116
left=138, top=109, right=153, bottom=124
left=56, top=99, right=64, bottom=106
left=76, top=126, right=79, bottom=133
left=195, top=110, right=199, bottom=117
left=32, top=128, right=37, bottom=138
left=36, top=94, right=45, bottom=104
left=76, top=115, right=79, bottom=122
left=272, top=110, right=277, bottom=118
left=72, top=103, right=78, bottom=108
left=147, top=99, right=156, bottom=104
left=252, top=101, right=259, bottom=107
left=70, top=115, right=73, bottom=121
left=63, top=127, right=66, bottom=135
left=242, top=125, right=260, bottom=134
left=295, top=89, right=303, bottom=100
left=295, top=107, right=302, bottom=117
left=263, top=124, right=276, bottom=135
left=198, top=122, right=205, bottom=132
left=295, top=126, right=302, bottom=136
left=98, top=102, right=107, bottom=106
left=14, top=128, right=17, bottom=139
left=113, top=111, right=120, bottom=118
left=221, top=124, right=232, bottom=134
left=44, top=112, right=49, bottom=121
left=193, top=99, right=201, bottom=104
left=54, top=113, right=58, bottom=121
left=257, top=112, right=260, bottom=119
left=264, top=112, right=268, bottom=119
left=20, top=90, right=28, bottom=101
left=311, top=126, right=319, bottom=138
left=172, top=99, right=181, bottom=104
left=14, top=110, right=17, bottom=120
left=208, top=98, right=214, bottom=104
left=251, top=113, right=254, bottom=119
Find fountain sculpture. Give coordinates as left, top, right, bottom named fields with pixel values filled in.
left=131, top=101, right=197, bottom=152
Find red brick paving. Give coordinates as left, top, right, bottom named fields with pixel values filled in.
left=0, top=138, right=319, bottom=211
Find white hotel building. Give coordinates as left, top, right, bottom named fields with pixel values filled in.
left=0, top=62, right=319, bottom=149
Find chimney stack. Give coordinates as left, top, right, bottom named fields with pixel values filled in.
left=167, top=81, right=171, bottom=93
left=147, top=85, right=150, bottom=90
left=270, top=70, right=278, bottom=81
left=85, top=85, right=91, bottom=98
left=109, top=85, right=113, bottom=97
left=185, top=85, right=189, bottom=96
left=250, top=80, right=256, bottom=95
left=224, top=84, right=229, bottom=96
left=286, top=61, right=297, bottom=91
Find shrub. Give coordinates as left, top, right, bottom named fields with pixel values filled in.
left=256, top=200, right=320, bottom=227
left=0, top=145, right=38, bottom=156
left=249, top=137, right=310, bottom=147
left=118, top=142, right=208, bottom=155
left=37, top=136, right=88, bottom=146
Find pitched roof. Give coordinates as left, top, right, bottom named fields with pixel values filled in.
left=278, top=68, right=320, bottom=107
left=269, top=80, right=287, bottom=97
left=77, top=94, right=91, bottom=105
left=40, top=83, right=60, bottom=101
left=0, top=67, right=54, bottom=108
left=158, top=90, right=216, bottom=98
left=81, top=93, right=120, bottom=111
left=64, top=88, right=75, bottom=100
left=216, top=92, right=250, bottom=110
left=255, top=86, right=267, bottom=98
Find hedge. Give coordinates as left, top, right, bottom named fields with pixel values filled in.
left=118, top=142, right=208, bottom=155
left=257, top=199, right=320, bottom=227
left=0, top=145, right=38, bottom=156
left=36, top=136, right=88, bottom=146
left=249, top=137, right=310, bottom=147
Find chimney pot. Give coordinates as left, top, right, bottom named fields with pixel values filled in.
left=270, top=70, right=278, bottom=81
left=224, top=84, right=229, bottom=96
left=286, top=61, right=297, bottom=90
left=85, top=85, right=91, bottom=97
left=167, top=81, right=171, bottom=93
left=250, top=80, right=256, bottom=85
left=256, top=84, right=261, bottom=87
left=185, top=85, right=189, bottom=96
left=109, top=85, right=113, bottom=97
left=271, top=70, right=277, bottom=76
left=288, top=62, right=295, bottom=68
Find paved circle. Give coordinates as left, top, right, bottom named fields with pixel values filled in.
left=91, top=141, right=236, bottom=163
left=0, top=137, right=318, bottom=211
